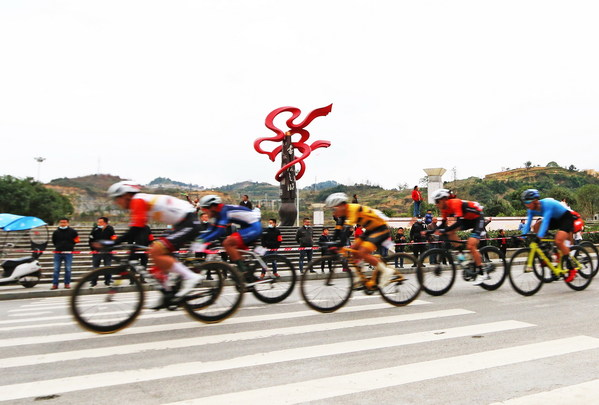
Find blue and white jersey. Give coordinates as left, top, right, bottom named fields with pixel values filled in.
left=522, top=198, right=568, bottom=237
left=201, top=204, right=261, bottom=242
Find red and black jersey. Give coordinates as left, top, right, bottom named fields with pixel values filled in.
left=441, top=198, right=483, bottom=220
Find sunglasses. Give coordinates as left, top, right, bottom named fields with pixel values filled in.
left=523, top=200, right=534, bottom=205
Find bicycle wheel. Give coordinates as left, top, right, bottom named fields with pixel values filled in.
left=183, top=261, right=244, bottom=323
left=70, top=265, right=143, bottom=334
left=478, top=246, right=508, bottom=291
left=564, top=245, right=594, bottom=291
left=508, top=248, right=544, bottom=296
left=379, top=253, right=422, bottom=306
left=579, top=241, right=599, bottom=277
left=251, top=254, right=296, bottom=304
left=417, top=248, right=456, bottom=296
left=300, top=256, right=352, bottom=313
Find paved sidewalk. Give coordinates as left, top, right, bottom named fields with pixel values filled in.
left=0, top=284, right=73, bottom=300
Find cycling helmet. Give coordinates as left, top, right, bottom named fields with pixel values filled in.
left=107, top=181, right=141, bottom=198
left=325, top=192, right=349, bottom=208
left=199, top=194, right=222, bottom=208
left=521, top=189, right=540, bottom=202
left=431, top=188, right=451, bottom=202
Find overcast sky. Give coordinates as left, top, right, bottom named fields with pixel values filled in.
left=1, top=0, right=598, bottom=191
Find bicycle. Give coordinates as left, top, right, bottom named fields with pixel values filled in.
left=416, top=237, right=507, bottom=296
left=507, top=234, right=594, bottom=296
left=300, top=243, right=422, bottom=313
left=199, top=243, right=296, bottom=304
left=70, top=244, right=244, bottom=334
left=578, top=240, right=599, bottom=277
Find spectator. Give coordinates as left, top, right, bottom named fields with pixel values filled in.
left=498, top=229, right=508, bottom=257
left=261, top=218, right=282, bottom=277
left=88, top=216, right=116, bottom=286
left=411, top=186, right=423, bottom=217
left=295, top=217, right=314, bottom=273
left=128, top=225, right=154, bottom=284
left=518, top=219, right=526, bottom=233
left=424, top=209, right=433, bottom=225
left=51, top=218, right=80, bottom=290
left=183, top=193, right=200, bottom=213
left=409, top=216, right=427, bottom=265
left=394, top=227, right=407, bottom=268
left=352, top=194, right=359, bottom=204
left=239, top=194, right=253, bottom=210
left=318, top=227, right=333, bottom=272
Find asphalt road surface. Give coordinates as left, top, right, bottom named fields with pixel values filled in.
left=1, top=277, right=599, bottom=404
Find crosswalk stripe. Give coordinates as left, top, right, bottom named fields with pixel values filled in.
left=488, top=378, right=599, bottom=404
left=162, top=336, right=599, bottom=405
left=0, top=294, right=427, bottom=326
left=0, top=301, right=432, bottom=345
left=0, top=320, right=534, bottom=401
left=0, top=308, right=474, bottom=368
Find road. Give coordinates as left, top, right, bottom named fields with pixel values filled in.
left=1, top=278, right=599, bottom=404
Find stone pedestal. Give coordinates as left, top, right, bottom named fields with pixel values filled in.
left=312, top=203, right=325, bottom=226
left=424, top=168, right=446, bottom=204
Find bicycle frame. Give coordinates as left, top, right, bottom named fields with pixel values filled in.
left=526, top=239, right=580, bottom=278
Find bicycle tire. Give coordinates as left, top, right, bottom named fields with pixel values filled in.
left=379, top=253, right=422, bottom=306
left=478, top=246, right=508, bottom=291
left=70, top=265, right=144, bottom=334
left=300, top=256, right=352, bottom=313
left=251, top=254, right=296, bottom=304
left=508, top=247, right=544, bottom=296
left=417, top=248, right=456, bottom=296
left=183, top=261, right=244, bottom=323
left=564, top=245, right=594, bottom=291
left=578, top=241, right=599, bottom=277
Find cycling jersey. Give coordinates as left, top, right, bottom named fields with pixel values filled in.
left=440, top=198, right=485, bottom=237
left=334, top=204, right=390, bottom=251
left=201, top=205, right=262, bottom=245
left=129, top=193, right=195, bottom=227
left=523, top=198, right=572, bottom=237
left=115, top=193, right=200, bottom=252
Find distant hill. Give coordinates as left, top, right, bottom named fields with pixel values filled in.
left=44, top=167, right=599, bottom=220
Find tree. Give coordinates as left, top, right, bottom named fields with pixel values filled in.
left=0, top=176, right=73, bottom=224
left=546, top=161, right=559, bottom=168
left=576, top=184, right=599, bottom=218
left=568, top=165, right=578, bottom=171
left=524, top=161, right=532, bottom=169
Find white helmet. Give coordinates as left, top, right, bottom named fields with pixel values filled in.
left=107, top=181, right=141, bottom=198
left=325, top=192, right=349, bottom=208
left=431, top=188, right=451, bottom=202
left=199, top=194, right=222, bottom=208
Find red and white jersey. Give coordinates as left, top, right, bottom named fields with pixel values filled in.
left=129, top=193, right=195, bottom=227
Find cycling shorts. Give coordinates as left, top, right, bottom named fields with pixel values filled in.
left=459, top=216, right=486, bottom=239
left=354, top=224, right=391, bottom=252
left=158, top=213, right=203, bottom=252
left=547, top=210, right=574, bottom=233
left=228, top=221, right=262, bottom=250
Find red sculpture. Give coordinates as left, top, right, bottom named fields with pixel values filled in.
left=254, top=104, right=332, bottom=181
left=254, top=104, right=333, bottom=225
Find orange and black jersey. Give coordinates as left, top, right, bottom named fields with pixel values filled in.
left=441, top=198, right=483, bottom=221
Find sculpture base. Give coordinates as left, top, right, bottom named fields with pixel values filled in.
left=279, top=202, right=297, bottom=226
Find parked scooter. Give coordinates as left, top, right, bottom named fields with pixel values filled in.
left=0, top=214, right=48, bottom=288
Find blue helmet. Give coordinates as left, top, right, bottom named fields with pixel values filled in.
left=521, top=189, right=540, bottom=202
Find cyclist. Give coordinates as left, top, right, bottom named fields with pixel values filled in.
left=520, top=189, right=578, bottom=282
left=195, top=195, right=262, bottom=281
left=324, top=192, right=396, bottom=287
left=105, top=181, right=204, bottom=308
left=431, top=188, right=491, bottom=285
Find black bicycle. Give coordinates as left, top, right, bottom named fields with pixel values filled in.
left=70, top=244, right=244, bottom=334
left=416, top=237, right=507, bottom=296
